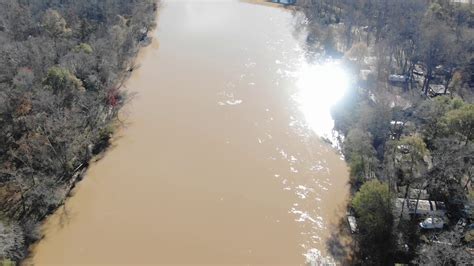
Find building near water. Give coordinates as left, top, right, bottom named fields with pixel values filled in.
left=272, top=0, right=296, bottom=5
left=347, top=215, right=358, bottom=233
left=428, top=84, right=448, bottom=97
left=388, top=74, right=408, bottom=83
left=395, top=198, right=447, bottom=216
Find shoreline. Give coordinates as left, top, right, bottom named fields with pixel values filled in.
left=15, top=15, right=161, bottom=266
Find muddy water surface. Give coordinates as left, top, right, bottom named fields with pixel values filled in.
left=31, top=0, right=349, bottom=264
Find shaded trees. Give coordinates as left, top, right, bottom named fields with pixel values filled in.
left=0, top=0, right=159, bottom=262
left=445, top=103, right=474, bottom=143
left=413, top=96, right=461, bottom=147
left=43, top=66, right=84, bottom=94
left=415, top=230, right=473, bottom=265
left=344, top=128, right=378, bottom=186
left=418, top=4, right=456, bottom=95
left=42, top=9, right=70, bottom=39
left=352, top=180, right=395, bottom=265
left=298, top=1, right=473, bottom=264
left=0, top=221, right=24, bottom=261
left=299, top=0, right=473, bottom=96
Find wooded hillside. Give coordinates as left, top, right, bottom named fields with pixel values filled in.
left=0, top=0, right=158, bottom=262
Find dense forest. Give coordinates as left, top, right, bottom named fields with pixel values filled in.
left=297, top=0, right=473, bottom=264
left=0, top=0, right=158, bottom=262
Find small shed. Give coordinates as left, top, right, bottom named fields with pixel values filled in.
left=347, top=215, right=358, bottom=233
left=428, top=84, right=448, bottom=97
left=389, top=74, right=408, bottom=83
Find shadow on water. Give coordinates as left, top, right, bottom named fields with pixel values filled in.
left=325, top=209, right=355, bottom=265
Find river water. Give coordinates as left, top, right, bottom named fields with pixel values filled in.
left=31, top=0, right=349, bottom=264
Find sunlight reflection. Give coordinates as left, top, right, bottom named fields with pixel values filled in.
left=294, top=61, right=349, bottom=138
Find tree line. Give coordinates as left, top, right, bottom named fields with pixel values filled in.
left=298, top=0, right=473, bottom=97
left=0, top=0, right=158, bottom=262
left=296, top=0, right=473, bottom=264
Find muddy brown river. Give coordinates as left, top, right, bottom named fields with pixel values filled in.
left=31, top=0, right=350, bottom=264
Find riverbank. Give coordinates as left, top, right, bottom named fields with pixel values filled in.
left=30, top=1, right=350, bottom=264
left=297, top=1, right=473, bottom=264
left=0, top=1, right=159, bottom=263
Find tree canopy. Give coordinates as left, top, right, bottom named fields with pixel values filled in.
left=352, top=180, right=395, bottom=265
left=0, top=0, right=159, bottom=262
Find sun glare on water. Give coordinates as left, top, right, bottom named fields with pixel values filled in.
left=294, top=61, right=349, bottom=138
